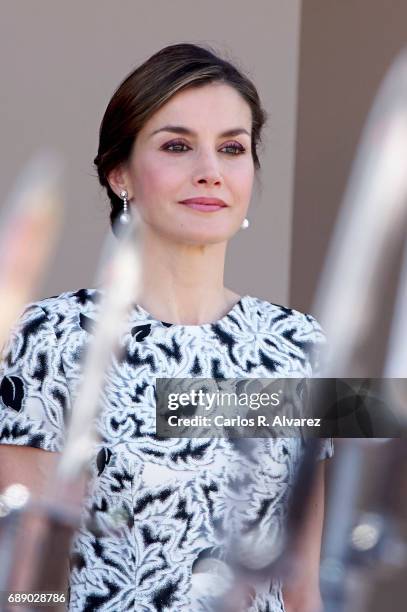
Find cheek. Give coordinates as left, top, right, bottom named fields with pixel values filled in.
left=135, top=155, right=182, bottom=202
left=228, top=163, right=254, bottom=198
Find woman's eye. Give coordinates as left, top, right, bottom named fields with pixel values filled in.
left=162, top=141, right=246, bottom=155
left=164, top=142, right=190, bottom=153
left=221, top=143, right=246, bottom=155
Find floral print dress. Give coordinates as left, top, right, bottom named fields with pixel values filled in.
left=0, top=289, right=333, bottom=611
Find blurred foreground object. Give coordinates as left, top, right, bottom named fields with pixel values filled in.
left=314, top=48, right=407, bottom=612
left=313, top=50, right=407, bottom=379
left=0, top=151, right=64, bottom=349
left=0, top=207, right=142, bottom=609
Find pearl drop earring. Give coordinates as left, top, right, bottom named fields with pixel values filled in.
left=241, top=217, right=250, bottom=229
left=119, top=189, right=131, bottom=224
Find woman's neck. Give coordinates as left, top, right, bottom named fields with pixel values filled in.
left=136, top=230, right=240, bottom=325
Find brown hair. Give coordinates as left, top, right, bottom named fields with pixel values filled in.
left=94, top=43, right=268, bottom=229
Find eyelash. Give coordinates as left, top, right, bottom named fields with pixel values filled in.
left=161, top=139, right=246, bottom=155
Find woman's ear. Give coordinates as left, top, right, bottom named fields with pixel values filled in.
left=107, top=164, right=131, bottom=198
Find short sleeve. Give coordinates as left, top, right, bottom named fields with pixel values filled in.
left=0, top=303, right=70, bottom=452
left=306, top=313, right=334, bottom=461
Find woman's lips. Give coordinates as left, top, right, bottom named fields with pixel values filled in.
left=179, top=202, right=225, bottom=212
left=178, top=198, right=228, bottom=212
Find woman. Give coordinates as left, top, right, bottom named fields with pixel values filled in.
left=0, top=43, right=333, bottom=611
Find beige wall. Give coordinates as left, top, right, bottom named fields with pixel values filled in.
left=292, top=0, right=407, bottom=314
left=0, top=0, right=302, bottom=306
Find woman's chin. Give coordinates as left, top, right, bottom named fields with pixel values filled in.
left=174, top=227, right=238, bottom=245
left=149, top=220, right=237, bottom=245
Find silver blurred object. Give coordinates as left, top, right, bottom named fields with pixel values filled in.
left=0, top=150, right=63, bottom=348
left=0, top=211, right=142, bottom=609
left=57, top=219, right=141, bottom=482
left=313, top=50, right=407, bottom=380
left=314, top=49, right=407, bottom=612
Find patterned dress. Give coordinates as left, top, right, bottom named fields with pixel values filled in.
left=0, top=289, right=333, bottom=611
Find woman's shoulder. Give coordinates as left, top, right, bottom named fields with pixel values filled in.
left=2, top=289, right=103, bottom=350
left=246, top=295, right=327, bottom=376
left=19, top=288, right=102, bottom=323
left=29, top=287, right=101, bottom=312
left=247, top=295, right=325, bottom=340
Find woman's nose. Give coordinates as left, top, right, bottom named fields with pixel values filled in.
left=195, top=173, right=222, bottom=186
left=192, top=150, right=223, bottom=185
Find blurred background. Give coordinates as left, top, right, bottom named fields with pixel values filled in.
left=1, top=1, right=406, bottom=609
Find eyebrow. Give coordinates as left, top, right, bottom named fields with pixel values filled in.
left=150, top=125, right=251, bottom=138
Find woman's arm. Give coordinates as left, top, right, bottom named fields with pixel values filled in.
left=0, top=445, right=64, bottom=602
left=0, top=445, right=87, bottom=600
left=0, top=444, right=59, bottom=491
left=282, top=460, right=327, bottom=612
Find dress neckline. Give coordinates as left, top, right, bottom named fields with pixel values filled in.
left=133, top=295, right=250, bottom=330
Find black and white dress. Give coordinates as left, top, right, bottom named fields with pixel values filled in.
left=0, top=289, right=333, bottom=611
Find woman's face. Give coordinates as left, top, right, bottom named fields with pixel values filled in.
left=120, top=82, right=255, bottom=245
